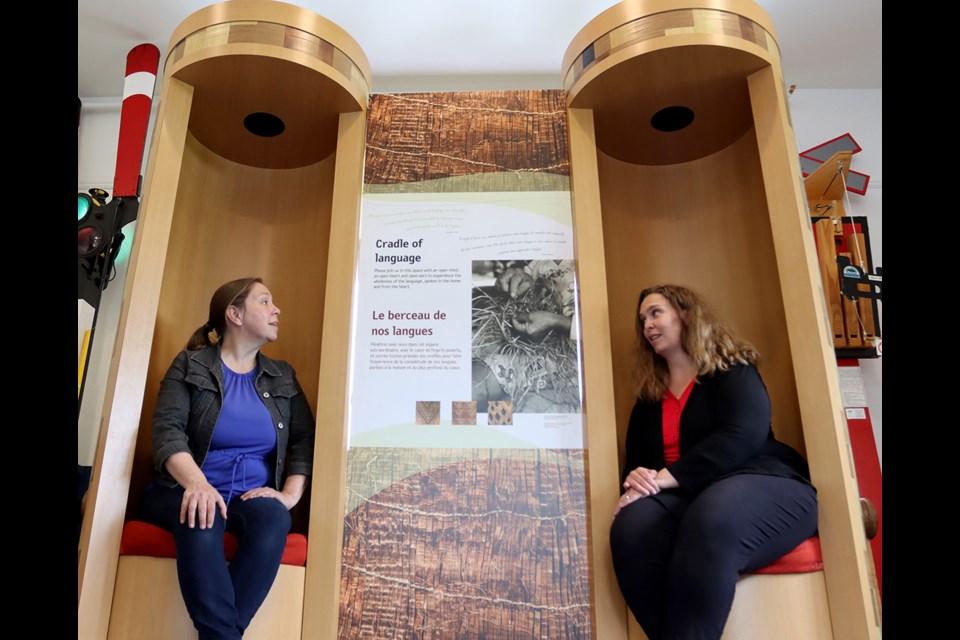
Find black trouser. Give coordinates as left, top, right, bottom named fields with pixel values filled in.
left=609, top=474, right=818, bottom=640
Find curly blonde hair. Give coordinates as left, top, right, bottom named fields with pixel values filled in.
left=634, top=284, right=758, bottom=401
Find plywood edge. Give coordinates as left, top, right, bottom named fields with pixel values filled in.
left=563, top=0, right=776, bottom=73
left=169, top=0, right=371, bottom=83
left=566, top=31, right=776, bottom=106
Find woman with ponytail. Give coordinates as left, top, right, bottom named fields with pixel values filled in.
left=138, top=277, right=315, bottom=640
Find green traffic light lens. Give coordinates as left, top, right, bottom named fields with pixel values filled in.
left=78, top=194, right=91, bottom=221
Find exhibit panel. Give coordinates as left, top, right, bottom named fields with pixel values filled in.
left=337, top=91, right=595, bottom=639
left=77, top=2, right=370, bottom=638
left=563, top=1, right=880, bottom=639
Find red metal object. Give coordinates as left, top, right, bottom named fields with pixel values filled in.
left=837, top=358, right=882, bottom=597
left=113, top=44, right=160, bottom=198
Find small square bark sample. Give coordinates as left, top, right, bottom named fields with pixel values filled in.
left=487, top=400, right=513, bottom=426
left=415, top=401, right=441, bottom=425
left=452, top=401, right=477, bottom=425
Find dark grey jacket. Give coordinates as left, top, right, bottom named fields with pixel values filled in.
left=151, top=345, right=315, bottom=490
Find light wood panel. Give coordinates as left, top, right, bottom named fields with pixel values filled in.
left=804, top=152, right=853, bottom=203
left=128, top=134, right=337, bottom=522
left=723, top=572, right=832, bottom=638
left=301, top=110, right=366, bottom=639
left=163, top=1, right=370, bottom=169
left=813, top=218, right=845, bottom=347
left=571, top=106, right=832, bottom=640
left=571, top=112, right=842, bottom=640
left=839, top=252, right=863, bottom=347
left=161, top=134, right=334, bottom=393
left=564, top=2, right=879, bottom=636
left=594, top=128, right=805, bottom=462
left=79, top=77, right=195, bottom=640
left=568, top=108, right=629, bottom=640
left=805, top=153, right=878, bottom=352
left=562, top=0, right=781, bottom=165
left=747, top=64, right=880, bottom=639
left=170, top=45, right=361, bottom=168
left=626, top=570, right=832, bottom=640
left=108, top=557, right=305, bottom=640
left=845, top=232, right=876, bottom=343
left=169, top=0, right=371, bottom=85
left=562, top=0, right=778, bottom=81
left=79, top=4, right=369, bottom=638
left=569, top=44, right=768, bottom=165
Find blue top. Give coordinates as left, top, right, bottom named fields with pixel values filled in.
left=151, top=345, right=316, bottom=492
left=201, top=362, right=277, bottom=502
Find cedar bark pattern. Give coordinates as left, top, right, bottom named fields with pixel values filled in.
left=339, top=448, right=591, bottom=639
left=364, top=91, right=570, bottom=186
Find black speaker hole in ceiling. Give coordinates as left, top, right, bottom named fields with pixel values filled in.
left=651, top=106, right=695, bottom=133
left=244, top=112, right=285, bottom=137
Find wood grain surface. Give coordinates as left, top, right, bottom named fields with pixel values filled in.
left=340, top=448, right=590, bottom=639
left=365, top=92, right=569, bottom=187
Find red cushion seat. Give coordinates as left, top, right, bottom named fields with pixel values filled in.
left=751, top=536, right=822, bottom=575
left=119, top=520, right=307, bottom=567
left=119, top=523, right=815, bottom=575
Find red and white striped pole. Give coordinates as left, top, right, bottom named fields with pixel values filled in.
left=78, top=44, right=160, bottom=413
left=113, top=44, right=160, bottom=199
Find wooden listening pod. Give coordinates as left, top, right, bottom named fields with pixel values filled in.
left=562, top=1, right=880, bottom=639
left=77, top=2, right=369, bottom=638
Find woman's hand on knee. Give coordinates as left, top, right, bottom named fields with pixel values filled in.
left=612, top=467, right=661, bottom=516
left=240, top=487, right=297, bottom=510
left=624, top=467, right=661, bottom=497
left=181, top=479, right=227, bottom=529
left=613, top=488, right=646, bottom=516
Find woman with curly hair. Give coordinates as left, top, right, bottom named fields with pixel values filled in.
left=609, top=284, right=817, bottom=640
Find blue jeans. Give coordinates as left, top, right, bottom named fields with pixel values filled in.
left=139, top=485, right=292, bottom=640
left=609, top=474, right=818, bottom=640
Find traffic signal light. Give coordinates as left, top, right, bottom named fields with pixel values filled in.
left=78, top=189, right=108, bottom=256
left=77, top=189, right=138, bottom=307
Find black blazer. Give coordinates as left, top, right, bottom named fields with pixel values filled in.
left=622, top=363, right=811, bottom=494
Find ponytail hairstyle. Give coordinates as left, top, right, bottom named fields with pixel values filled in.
left=634, top=284, right=759, bottom=402
left=186, top=277, right=264, bottom=350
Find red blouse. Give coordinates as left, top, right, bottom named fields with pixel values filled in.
left=661, top=380, right=696, bottom=464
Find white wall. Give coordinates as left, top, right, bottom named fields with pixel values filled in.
left=789, top=88, right=882, bottom=467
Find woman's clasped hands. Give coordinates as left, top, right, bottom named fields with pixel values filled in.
left=613, top=466, right=679, bottom=516
left=614, top=466, right=659, bottom=516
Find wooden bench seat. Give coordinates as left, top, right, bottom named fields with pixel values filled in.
left=107, top=521, right=306, bottom=640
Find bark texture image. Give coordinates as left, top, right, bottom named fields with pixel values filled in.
left=452, top=401, right=478, bottom=425
left=340, top=448, right=591, bottom=639
left=416, top=401, right=442, bottom=425
left=487, top=400, right=514, bottom=426
left=365, top=91, right=569, bottom=189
